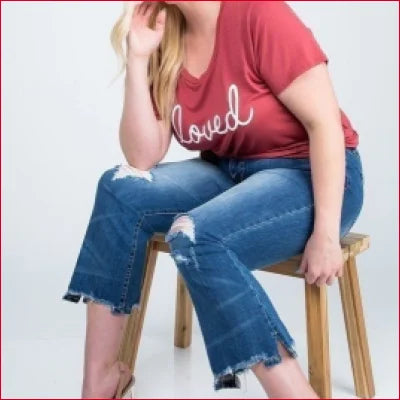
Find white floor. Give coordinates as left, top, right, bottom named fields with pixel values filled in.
left=2, top=251, right=399, bottom=399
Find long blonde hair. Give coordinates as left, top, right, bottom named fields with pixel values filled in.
left=110, top=1, right=186, bottom=129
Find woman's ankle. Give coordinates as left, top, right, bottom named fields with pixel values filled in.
left=82, top=360, right=130, bottom=398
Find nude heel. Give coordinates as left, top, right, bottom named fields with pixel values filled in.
left=114, top=374, right=135, bottom=399
left=121, top=386, right=133, bottom=399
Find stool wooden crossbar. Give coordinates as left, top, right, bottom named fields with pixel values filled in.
left=117, top=232, right=375, bottom=399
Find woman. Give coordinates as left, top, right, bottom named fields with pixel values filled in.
left=62, top=1, right=364, bottom=398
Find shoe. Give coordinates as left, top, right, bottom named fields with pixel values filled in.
left=114, top=374, right=135, bottom=399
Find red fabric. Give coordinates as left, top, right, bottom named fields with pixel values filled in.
left=152, top=1, right=359, bottom=159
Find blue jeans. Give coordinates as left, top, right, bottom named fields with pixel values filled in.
left=62, top=147, right=364, bottom=390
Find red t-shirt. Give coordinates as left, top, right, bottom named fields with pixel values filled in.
left=152, top=0, right=359, bottom=159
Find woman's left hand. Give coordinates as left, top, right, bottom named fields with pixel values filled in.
left=297, top=231, right=344, bottom=286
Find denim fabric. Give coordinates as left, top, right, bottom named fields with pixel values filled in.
left=62, top=147, right=364, bottom=391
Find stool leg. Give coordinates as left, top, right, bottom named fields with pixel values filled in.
left=174, top=272, right=193, bottom=348
left=116, top=240, right=159, bottom=396
left=339, top=254, right=375, bottom=398
left=305, top=282, right=331, bottom=398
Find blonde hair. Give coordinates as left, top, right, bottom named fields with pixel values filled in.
left=110, top=1, right=186, bottom=130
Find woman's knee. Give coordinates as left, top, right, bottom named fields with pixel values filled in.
left=166, top=213, right=196, bottom=244
left=166, top=211, right=222, bottom=248
left=98, top=163, right=154, bottom=186
left=95, top=163, right=155, bottom=209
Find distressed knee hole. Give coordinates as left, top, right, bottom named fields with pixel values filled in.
left=166, top=214, right=196, bottom=243
left=170, top=246, right=200, bottom=270
left=171, top=251, right=190, bottom=264
left=112, top=164, right=153, bottom=182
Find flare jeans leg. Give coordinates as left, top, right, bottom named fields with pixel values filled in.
left=165, top=148, right=364, bottom=390
left=62, top=157, right=235, bottom=314
left=62, top=148, right=364, bottom=391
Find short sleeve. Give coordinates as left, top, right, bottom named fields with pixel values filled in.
left=149, top=84, right=162, bottom=120
left=250, top=1, right=329, bottom=96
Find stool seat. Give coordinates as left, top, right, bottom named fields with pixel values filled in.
left=116, top=232, right=375, bottom=399
left=151, top=231, right=370, bottom=278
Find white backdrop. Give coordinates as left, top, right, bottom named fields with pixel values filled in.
left=2, top=1, right=398, bottom=398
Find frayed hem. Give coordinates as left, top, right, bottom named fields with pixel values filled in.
left=62, top=289, right=140, bottom=316
left=213, top=341, right=298, bottom=391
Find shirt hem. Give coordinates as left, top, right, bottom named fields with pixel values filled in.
left=204, top=142, right=358, bottom=160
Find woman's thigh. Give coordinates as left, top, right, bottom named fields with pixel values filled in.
left=98, top=157, right=235, bottom=233
left=181, top=150, right=364, bottom=271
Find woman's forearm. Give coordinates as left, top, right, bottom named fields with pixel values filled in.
left=119, top=56, right=164, bottom=170
left=308, top=127, right=346, bottom=240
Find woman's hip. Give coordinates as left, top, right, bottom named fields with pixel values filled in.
left=181, top=149, right=364, bottom=271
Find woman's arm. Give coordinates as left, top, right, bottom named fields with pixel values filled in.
left=249, top=1, right=347, bottom=285
left=120, top=55, right=172, bottom=170
left=277, top=62, right=347, bottom=286
left=119, top=2, right=170, bottom=170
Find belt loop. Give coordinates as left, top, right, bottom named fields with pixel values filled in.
left=238, top=160, right=246, bottom=181
left=228, top=159, right=236, bottom=179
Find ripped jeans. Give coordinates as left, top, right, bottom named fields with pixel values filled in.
left=62, top=147, right=364, bottom=391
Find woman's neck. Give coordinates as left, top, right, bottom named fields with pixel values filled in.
left=176, top=1, right=222, bottom=36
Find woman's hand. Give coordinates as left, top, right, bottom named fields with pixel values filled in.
left=297, top=231, right=344, bottom=286
left=128, top=2, right=166, bottom=59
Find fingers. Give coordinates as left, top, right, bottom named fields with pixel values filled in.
left=154, top=7, right=167, bottom=31
left=315, top=273, right=337, bottom=287
left=314, top=273, right=329, bottom=287
left=135, top=1, right=162, bottom=30
left=136, top=1, right=150, bottom=15
left=133, top=1, right=151, bottom=25
left=305, top=269, right=339, bottom=286
left=296, top=256, right=307, bottom=275
left=143, top=1, right=157, bottom=18
left=336, top=262, right=344, bottom=278
left=305, top=270, right=318, bottom=285
left=132, top=2, right=145, bottom=26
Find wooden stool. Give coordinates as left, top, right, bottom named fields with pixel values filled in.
left=117, top=232, right=375, bottom=399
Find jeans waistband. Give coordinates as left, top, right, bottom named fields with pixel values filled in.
left=201, top=147, right=361, bottom=183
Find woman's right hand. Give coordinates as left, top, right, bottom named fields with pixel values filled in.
left=127, top=1, right=166, bottom=60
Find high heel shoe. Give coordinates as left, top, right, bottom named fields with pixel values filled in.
left=114, top=374, right=135, bottom=399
